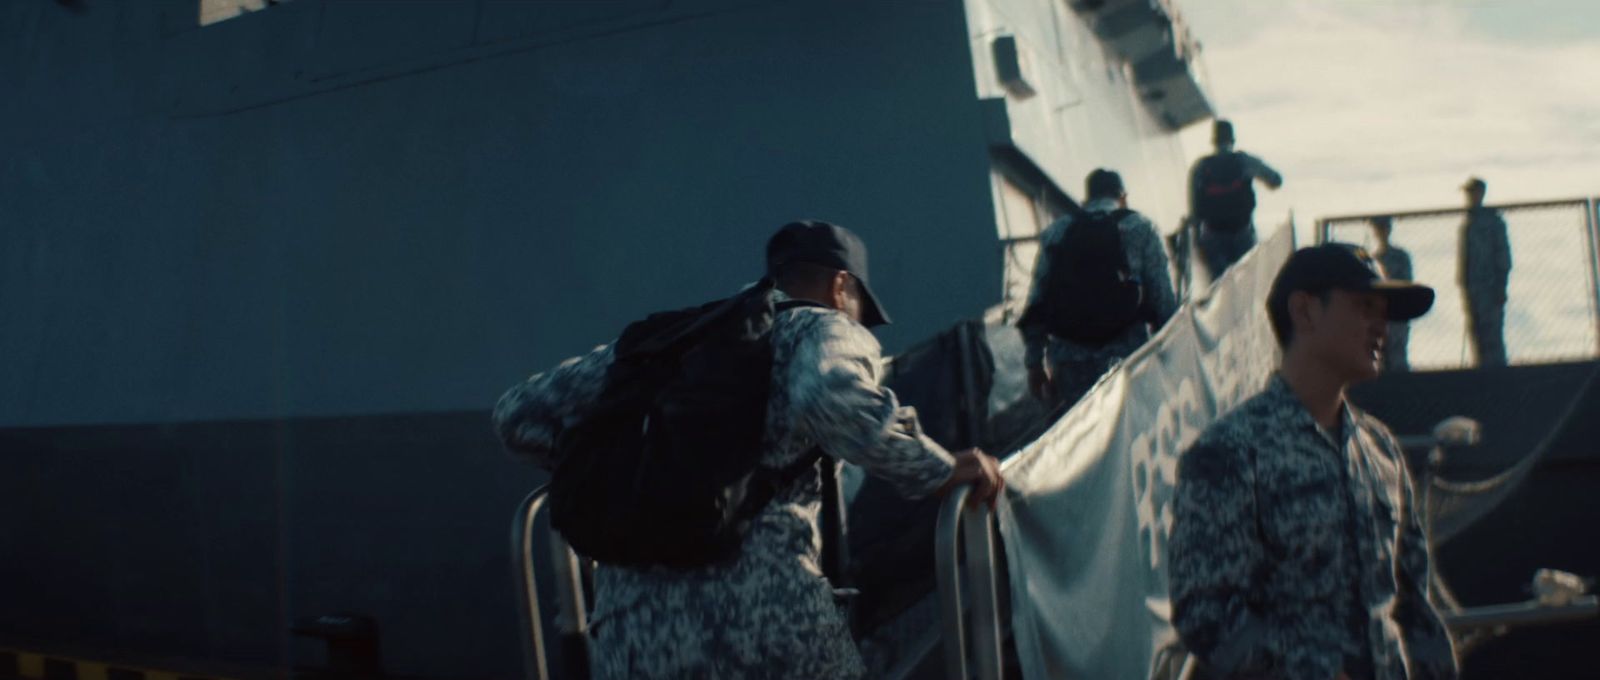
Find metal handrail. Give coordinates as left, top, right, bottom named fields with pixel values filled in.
left=1444, top=595, right=1599, bottom=631
left=511, top=486, right=594, bottom=680
left=935, top=484, right=1005, bottom=680
left=1320, top=197, right=1594, bottom=228
left=935, top=485, right=970, bottom=678
left=511, top=486, right=551, bottom=680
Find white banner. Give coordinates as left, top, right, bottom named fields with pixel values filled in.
left=998, top=225, right=1295, bottom=680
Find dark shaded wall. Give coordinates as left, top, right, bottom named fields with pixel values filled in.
left=0, top=413, right=534, bottom=679
left=0, top=1, right=996, bottom=678
left=0, top=0, right=998, bottom=428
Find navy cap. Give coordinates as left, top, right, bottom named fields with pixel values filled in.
left=1462, top=177, right=1487, bottom=192
left=1268, top=244, right=1435, bottom=322
left=765, top=220, right=892, bottom=327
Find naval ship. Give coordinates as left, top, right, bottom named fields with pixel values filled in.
left=3, top=0, right=1595, bottom=678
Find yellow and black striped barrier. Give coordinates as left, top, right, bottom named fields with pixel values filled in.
left=0, top=648, right=239, bottom=680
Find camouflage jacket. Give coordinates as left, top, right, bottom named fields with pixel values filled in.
left=1020, top=197, right=1179, bottom=371
left=1169, top=375, right=1457, bottom=680
left=1457, top=207, right=1511, bottom=299
left=493, top=296, right=955, bottom=679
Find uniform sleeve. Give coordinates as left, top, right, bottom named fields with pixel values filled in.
left=1021, top=218, right=1069, bottom=370
left=1384, top=431, right=1461, bottom=679
left=491, top=343, right=616, bottom=469
left=1127, top=215, right=1178, bottom=330
left=1171, top=438, right=1338, bottom=679
left=1242, top=153, right=1284, bottom=188
left=783, top=312, right=956, bottom=499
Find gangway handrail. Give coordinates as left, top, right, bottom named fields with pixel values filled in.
left=935, top=483, right=1004, bottom=680
left=1318, top=197, right=1593, bottom=230
left=1443, top=596, right=1599, bottom=630
left=511, top=486, right=593, bottom=680
left=511, top=486, right=550, bottom=680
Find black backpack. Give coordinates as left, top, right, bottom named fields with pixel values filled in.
left=1017, top=208, right=1147, bottom=345
left=1195, top=152, right=1256, bottom=232
left=547, top=280, right=822, bottom=568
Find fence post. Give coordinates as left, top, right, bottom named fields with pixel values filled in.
left=1588, top=198, right=1600, bottom=355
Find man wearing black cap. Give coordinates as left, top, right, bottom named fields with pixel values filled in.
left=1169, top=244, right=1458, bottom=680
left=1020, top=168, right=1177, bottom=409
left=1458, top=177, right=1512, bottom=367
left=1189, top=119, right=1284, bottom=281
left=494, top=220, right=1002, bottom=679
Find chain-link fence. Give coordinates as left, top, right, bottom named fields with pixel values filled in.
left=1319, top=198, right=1600, bottom=371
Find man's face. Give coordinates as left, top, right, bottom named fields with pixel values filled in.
left=1300, top=289, right=1390, bottom=382
left=1465, top=187, right=1485, bottom=207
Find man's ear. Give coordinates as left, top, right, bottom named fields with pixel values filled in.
left=829, top=270, right=852, bottom=311
left=1288, top=290, right=1319, bottom=338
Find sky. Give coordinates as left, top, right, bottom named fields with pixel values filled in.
left=1177, top=0, right=1600, bottom=234
left=1174, top=0, right=1600, bottom=367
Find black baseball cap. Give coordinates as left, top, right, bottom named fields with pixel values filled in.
left=1086, top=168, right=1124, bottom=200
left=1268, top=243, right=1435, bottom=322
left=765, top=220, right=892, bottom=327
left=1462, top=177, right=1487, bottom=192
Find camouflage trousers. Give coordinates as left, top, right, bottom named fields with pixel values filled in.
left=1048, top=353, right=1119, bottom=410
left=1197, top=224, right=1257, bottom=282
left=1466, top=297, right=1507, bottom=368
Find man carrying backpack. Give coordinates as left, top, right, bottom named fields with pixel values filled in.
left=493, top=220, right=1004, bottom=680
left=1020, top=169, right=1178, bottom=408
left=1189, top=119, right=1284, bottom=281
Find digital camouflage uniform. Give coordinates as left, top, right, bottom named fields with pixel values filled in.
left=1374, top=246, right=1414, bottom=372
left=494, top=299, right=954, bottom=680
left=1457, top=207, right=1511, bottom=367
left=1169, top=375, right=1458, bottom=680
left=1021, top=197, right=1179, bottom=408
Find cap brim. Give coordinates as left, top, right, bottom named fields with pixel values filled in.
left=858, top=280, right=892, bottom=327
left=1371, top=280, right=1435, bottom=321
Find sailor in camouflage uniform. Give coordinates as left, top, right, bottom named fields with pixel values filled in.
left=1457, top=177, right=1512, bottom=368
left=1369, top=217, right=1413, bottom=372
left=494, top=221, right=1003, bottom=679
left=1189, top=120, right=1285, bottom=281
left=1022, top=169, right=1178, bottom=408
left=1170, top=244, right=1457, bottom=680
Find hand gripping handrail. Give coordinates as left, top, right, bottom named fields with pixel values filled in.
left=936, top=483, right=1005, bottom=680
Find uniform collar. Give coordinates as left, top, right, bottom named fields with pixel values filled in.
left=1264, top=373, right=1358, bottom=447
left=1083, top=197, right=1122, bottom=213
